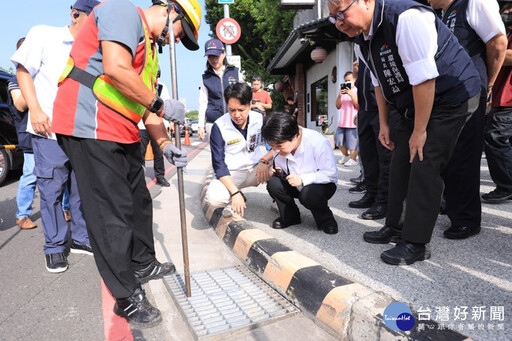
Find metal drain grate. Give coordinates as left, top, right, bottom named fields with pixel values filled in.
left=164, top=265, right=299, bottom=340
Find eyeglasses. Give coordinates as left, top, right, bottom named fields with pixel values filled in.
left=328, top=0, right=358, bottom=24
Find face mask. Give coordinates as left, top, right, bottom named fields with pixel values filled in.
left=501, top=12, right=512, bottom=27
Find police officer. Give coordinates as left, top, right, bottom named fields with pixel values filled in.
left=329, top=0, right=481, bottom=265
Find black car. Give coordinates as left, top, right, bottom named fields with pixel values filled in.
left=0, top=70, right=24, bottom=186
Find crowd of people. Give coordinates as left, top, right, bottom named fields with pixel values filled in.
left=4, top=0, right=512, bottom=330
left=206, top=0, right=511, bottom=267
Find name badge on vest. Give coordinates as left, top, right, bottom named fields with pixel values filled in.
left=379, top=44, right=405, bottom=94
left=247, top=134, right=258, bottom=153
left=227, top=138, right=241, bottom=145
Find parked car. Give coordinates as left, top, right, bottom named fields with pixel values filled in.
left=0, top=70, right=24, bottom=186
left=190, top=120, right=198, bottom=134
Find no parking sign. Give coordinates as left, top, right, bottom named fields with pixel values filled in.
left=216, top=18, right=241, bottom=45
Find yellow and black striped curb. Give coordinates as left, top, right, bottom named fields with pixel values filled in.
left=200, top=177, right=471, bottom=340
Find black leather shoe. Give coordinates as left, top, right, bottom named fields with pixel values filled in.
left=361, top=204, right=386, bottom=220
left=350, top=174, right=364, bottom=184
left=444, top=225, right=481, bottom=239
left=322, top=221, right=338, bottom=235
left=481, top=188, right=512, bottom=203
left=272, top=217, right=301, bottom=229
left=114, top=287, right=162, bottom=328
left=349, top=183, right=366, bottom=194
left=380, top=241, right=430, bottom=265
left=156, top=177, right=170, bottom=187
left=363, top=225, right=401, bottom=244
left=349, top=193, right=375, bottom=208
left=134, top=260, right=176, bottom=284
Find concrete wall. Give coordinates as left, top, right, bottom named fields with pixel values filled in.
left=304, top=41, right=355, bottom=133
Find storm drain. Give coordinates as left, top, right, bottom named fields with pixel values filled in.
left=164, top=265, right=299, bottom=340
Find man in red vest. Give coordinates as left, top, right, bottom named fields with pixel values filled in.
left=52, top=0, right=201, bottom=328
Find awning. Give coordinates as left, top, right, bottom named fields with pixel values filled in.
left=267, top=17, right=351, bottom=75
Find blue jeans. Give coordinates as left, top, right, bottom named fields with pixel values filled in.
left=62, top=186, right=70, bottom=211
left=32, top=136, right=89, bottom=254
left=16, top=153, right=36, bottom=219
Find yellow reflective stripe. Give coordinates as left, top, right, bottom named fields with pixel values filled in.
left=58, top=57, right=75, bottom=84
left=90, top=19, right=158, bottom=123
left=94, top=76, right=146, bottom=121
left=62, top=13, right=159, bottom=125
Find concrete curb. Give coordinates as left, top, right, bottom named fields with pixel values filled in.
left=200, top=176, right=471, bottom=340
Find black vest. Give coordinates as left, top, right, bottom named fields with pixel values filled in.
left=202, top=64, right=239, bottom=123
left=355, top=58, right=378, bottom=112
left=357, top=0, right=480, bottom=117
left=441, top=0, right=487, bottom=91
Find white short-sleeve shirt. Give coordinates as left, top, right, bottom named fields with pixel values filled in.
left=11, top=25, right=74, bottom=139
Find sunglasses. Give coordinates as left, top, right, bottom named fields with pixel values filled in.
left=328, top=0, right=358, bottom=24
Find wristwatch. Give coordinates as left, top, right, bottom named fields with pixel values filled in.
left=148, top=96, right=164, bottom=113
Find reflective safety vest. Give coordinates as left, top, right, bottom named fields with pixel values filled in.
left=58, top=8, right=158, bottom=124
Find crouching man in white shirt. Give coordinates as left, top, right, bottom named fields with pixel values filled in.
left=262, top=113, right=339, bottom=234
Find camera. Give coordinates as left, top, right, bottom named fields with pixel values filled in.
left=251, top=99, right=260, bottom=104
left=340, top=82, right=352, bottom=90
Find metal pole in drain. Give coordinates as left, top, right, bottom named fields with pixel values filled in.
left=168, top=11, right=191, bottom=297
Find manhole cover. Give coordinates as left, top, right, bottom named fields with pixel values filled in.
left=164, top=265, right=299, bottom=340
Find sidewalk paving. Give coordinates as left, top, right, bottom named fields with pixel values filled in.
left=143, top=140, right=337, bottom=340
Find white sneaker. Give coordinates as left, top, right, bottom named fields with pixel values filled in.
left=337, top=155, right=350, bottom=165
left=344, top=159, right=358, bottom=167
left=222, top=206, right=233, bottom=217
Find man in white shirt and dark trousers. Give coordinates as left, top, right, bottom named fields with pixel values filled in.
left=348, top=59, right=399, bottom=220
left=329, top=0, right=481, bottom=264
left=429, top=0, right=507, bottom=239
left=262, top=113, right=339, bottom=234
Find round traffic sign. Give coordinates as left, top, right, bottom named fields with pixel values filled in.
left=216, top=18, right=241, bottom=45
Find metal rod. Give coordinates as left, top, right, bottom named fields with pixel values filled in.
left=168, top=15, right=191, bottom=297
left=0, top=145, right=17, bottom=150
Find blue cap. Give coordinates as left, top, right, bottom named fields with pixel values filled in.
left=71, top=0, right=100, bottom=15
left=204, top=39, right=225, bottom=56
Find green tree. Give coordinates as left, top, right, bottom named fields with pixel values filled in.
left=205, top=0, right=294, bottom=111
left=0, top=66, right=14, bottom=74
left=186, top=110, right=198, bottom=121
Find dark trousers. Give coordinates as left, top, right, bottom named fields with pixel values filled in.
left=32, top=136, right=88, bottom=254
left=442, top=94, right=486, bottom=228
left=139, top=129, right=165, bottom=179
left=58, top=135, right=155, bottom=299
left=357, top=109, right=398, bottom=205
left=386, top=95, right=479, bottom=244
left=267, top=176, right=337, bottom=228
left=484, top=106, right=512, bottom=192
